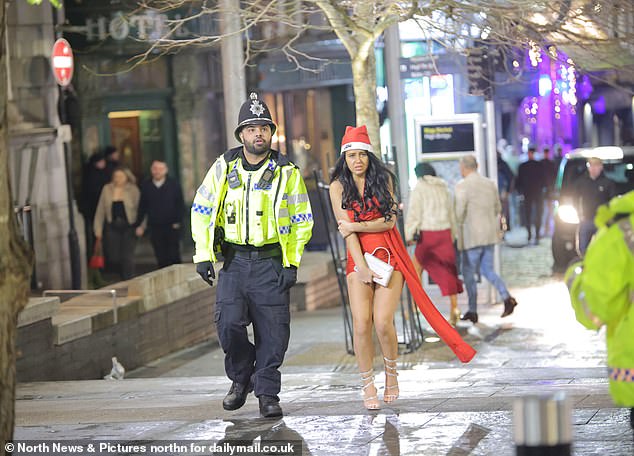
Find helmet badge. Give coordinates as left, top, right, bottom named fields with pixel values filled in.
left=248, top=92, right=265, bottom=117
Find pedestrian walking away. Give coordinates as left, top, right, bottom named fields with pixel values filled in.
left=330, top=126, right=475, bottom=410
left=566, top=190, right=634, bottom=440
left=454, top=155, right=518, bottom=323
left=404, top=162, right=463, bottom=326
left=135, top=160, right=184, bottom=268
left=191, top=92, right=314, bottom=418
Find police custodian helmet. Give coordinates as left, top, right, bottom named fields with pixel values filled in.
left=234, top=92, right=277, bottom=143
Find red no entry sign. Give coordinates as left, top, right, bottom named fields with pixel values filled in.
left=51, top=38, right=74, bottom=87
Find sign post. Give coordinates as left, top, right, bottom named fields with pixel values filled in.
left=51, top=38, right=81, bottom=289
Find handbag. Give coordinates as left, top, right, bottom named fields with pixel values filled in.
left=355, top=247, right=394, bottom=287
left=89, top=239, right=105, bottom=269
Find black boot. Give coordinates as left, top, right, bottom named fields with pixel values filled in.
left=460, top=311, right=478, bottom=324
left=258, top=395, right=283, bottom=418
left=501, top=297, right=518, bottom=317
left=223, top=381, right=253, bottom=411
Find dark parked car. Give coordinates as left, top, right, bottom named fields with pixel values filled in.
left=552, top=146, right=634, bottom=270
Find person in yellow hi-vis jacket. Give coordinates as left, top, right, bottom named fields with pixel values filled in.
left=565, top=190, right=634, bottom=438
left=191, top=93, right=313, bottom=418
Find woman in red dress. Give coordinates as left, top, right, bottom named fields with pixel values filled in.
left=329, top=126, right=475, bottom=411
left=330, top=126, right=403, bottom=410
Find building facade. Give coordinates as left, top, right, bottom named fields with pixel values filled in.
left=8, top=1, right=80, bottom=289
left=63, top=1, right=227, bottom=206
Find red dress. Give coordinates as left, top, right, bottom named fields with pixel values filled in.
left=345, top=198, right=395, bottom=274
left=415, top=229, right=463, bottom=296
left=345, top=198, right=476, bottom=363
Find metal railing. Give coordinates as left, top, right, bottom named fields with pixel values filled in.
left=43, top=289, right=119, bottom=324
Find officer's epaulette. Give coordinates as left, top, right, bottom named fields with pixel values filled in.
left=271, top=150, right=299, bottom=169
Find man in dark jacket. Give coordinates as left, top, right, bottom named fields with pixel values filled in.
left=517, top=146, right=545, bottom=243
left=574, top=157, right=617, bottom=255
left=540, top=147, right=559, bottom=236
left=135, top=160, right=184, bottom=268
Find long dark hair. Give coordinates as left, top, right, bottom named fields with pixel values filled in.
left=330, top=151, right=398, bottom=222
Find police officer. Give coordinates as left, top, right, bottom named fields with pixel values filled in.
left=191, top=93, right=313, bottom=418
left=566, top=190, right=634, bottom=438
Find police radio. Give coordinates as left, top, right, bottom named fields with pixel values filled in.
left=257, top=167, right=275, bottom=188
left=227, top=169, right=241, bottom=189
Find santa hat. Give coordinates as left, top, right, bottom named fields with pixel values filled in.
left=340, top=125, right=374, bottom=154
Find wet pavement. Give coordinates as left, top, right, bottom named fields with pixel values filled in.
left=13, top=232, right=634, bottom=455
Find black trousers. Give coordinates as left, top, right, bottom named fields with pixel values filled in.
left=214, top=254, right=290, bottom=398
left=103, top=224, right=136, bottom=280
left=149, top=224, right=181, bottom=268
left=522, top=193, right=543, bottom=239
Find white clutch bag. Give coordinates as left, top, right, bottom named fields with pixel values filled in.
left=354, top=247, right=394, bottom=287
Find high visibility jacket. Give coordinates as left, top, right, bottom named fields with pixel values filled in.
left=566, top=190, right=634, bottom=407
left=191, top=147, right=313, bottom=268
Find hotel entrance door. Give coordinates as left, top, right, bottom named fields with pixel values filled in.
left=108, top=110, right=165, bottom=181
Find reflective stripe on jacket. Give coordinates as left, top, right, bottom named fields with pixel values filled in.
left=191, top=147, right=313, bottom=267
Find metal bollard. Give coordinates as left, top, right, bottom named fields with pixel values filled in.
left=513, top=393, right=572, bottom=455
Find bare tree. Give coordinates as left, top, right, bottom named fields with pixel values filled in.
left=124, top=0, right=634, bottom=151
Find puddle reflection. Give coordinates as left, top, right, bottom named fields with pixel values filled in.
left=214, top=418, right=310, bottom=455
left=359, top=414, right=401, bottom=456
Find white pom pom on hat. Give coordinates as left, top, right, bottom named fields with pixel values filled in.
left=340, top=125, right=374, bottom=154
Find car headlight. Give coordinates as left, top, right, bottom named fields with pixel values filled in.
left=557, top=204, right=579, bottom=224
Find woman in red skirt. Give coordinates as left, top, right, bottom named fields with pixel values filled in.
left=405, top=163, right=463, bottom=325
left=330, top=126, right=475, bottom=411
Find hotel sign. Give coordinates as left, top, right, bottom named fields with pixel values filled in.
left=65, top=10, right=217, bottom=44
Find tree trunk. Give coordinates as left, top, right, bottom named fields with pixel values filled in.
left=351, top=40, right=381, bottom=154
left=0, top=0, right=34, bottom=451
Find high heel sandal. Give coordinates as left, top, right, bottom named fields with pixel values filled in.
left=360, top=369, right=380, bottom=410
left=449, top=307, right=461, bottom=326
left=383, top=357, right=399, bottom=404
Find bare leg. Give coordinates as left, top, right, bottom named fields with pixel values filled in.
left=373, top=271, right=404, bottom=403
left=449, top=294, right=460, bottom=326
left=412, top=254, right=423, bottom=278
left=347, top=272, right=379, bottom=410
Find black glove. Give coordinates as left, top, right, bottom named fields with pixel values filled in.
left=196, top=261, right=215, bottom=287
left=277, top=266, right=297, bottom=292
